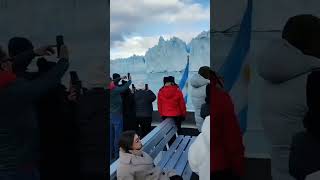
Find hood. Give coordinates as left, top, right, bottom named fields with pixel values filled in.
left=257, top=39, right=320, bottom=84
left=190, top=73, right=210, bottom=88
left=160, top=85, right=180, bottom=99
left=135, top=81, right=145, bottom=90
left=0, top=71, right=16, bottom=88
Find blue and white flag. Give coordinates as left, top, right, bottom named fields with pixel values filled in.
left=217, top=0, right=252, bottom=133
left=179, top=56, right=190, bottom=103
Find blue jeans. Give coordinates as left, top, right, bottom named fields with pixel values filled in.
left=110, top=113, right=123, bottom=160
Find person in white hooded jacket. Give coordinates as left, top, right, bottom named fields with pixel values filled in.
left=248, top=14, right=320, bottom=180
left=188, top=116, right=210, bottom=180
left=190, top=66, right=210, bottom=132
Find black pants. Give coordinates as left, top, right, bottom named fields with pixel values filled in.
left=162, top=116, right=183, bottom=134
left=137, top=116, right=152, bottom=138
left=211, top=170, right=241, bottom=180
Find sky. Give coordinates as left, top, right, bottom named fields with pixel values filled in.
left=110, top=0, right=210, bottom=60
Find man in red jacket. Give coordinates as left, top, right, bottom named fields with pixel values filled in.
left=210, top=71, right=245, bottom=179
left=158, top=76, right=186, bottom=134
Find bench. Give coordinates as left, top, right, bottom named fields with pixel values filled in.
left=110, top=118, right=196, bottom=179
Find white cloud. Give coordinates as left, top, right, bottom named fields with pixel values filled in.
left=111, top=36, right=159, bottom=60
left=110, top=0, right=209, bottom=43
left=110, top=31, right=203, bottom=60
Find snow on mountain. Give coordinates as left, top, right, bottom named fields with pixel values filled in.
left=110, top=31, right=209, bottom=74
left=145, top=36, right=188, bottom=73
left=110, top=55, right=146, bottom=74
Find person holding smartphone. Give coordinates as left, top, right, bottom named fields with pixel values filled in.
left=110, top=73, right=132, bottom=160
left=134, top=82, right=156, bottom=138
left=0, top=44, right=70, bottom=180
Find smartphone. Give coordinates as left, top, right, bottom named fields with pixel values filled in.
left=145, top=84, right=148, bottom=90
left=70, top=71, right=81, bottom=95
left=56, top=35, right=64, bottom=57
left=70, top=71, right=79, bottom=83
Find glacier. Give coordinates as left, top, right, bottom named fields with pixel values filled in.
left=110, top=31, right=210, bottom=74
left=110, top=31, right=210, bottom=111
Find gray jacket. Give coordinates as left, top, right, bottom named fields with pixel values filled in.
left=190, top=73, right=209, bottom=131
left=110, top=80, right=132, bottom=114
left=134, top=89, right=156, bottom=117
left=117, top=151, right=176, bottom=180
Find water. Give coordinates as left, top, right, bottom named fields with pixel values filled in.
left=115, top=71, right=197, bottom=112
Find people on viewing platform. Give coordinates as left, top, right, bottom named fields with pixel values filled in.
left=0, top=43, right=70, bottom=179
left=157, top=76, right=186, bottom=134
left=134, top=82, right=156, bottom=138
left=117, top=131, right=183, bottom=180
left=190, top=66, right=210, bottom=132
left=109, top=73, right=132, bottom=160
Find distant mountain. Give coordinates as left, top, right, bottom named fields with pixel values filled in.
left=110, top=31, right=209, bottom=74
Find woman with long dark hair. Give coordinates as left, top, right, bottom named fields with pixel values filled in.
left=117, top=131, right=182, bottom=180
left=210, top=70, right=245, bottom=180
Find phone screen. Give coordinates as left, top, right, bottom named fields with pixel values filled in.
left=56, top=35, right=64, bottom=57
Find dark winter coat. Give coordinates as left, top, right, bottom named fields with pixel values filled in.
left=134, top=89, right=156, bottom=117
left=121, top=84, right=137, bottom=131
left=0, top=51, right=69, bottom=173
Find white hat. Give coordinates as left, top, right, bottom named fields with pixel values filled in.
left=135, top=81, right=145, bottom=90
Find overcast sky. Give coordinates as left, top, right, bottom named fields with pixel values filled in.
left=110, top=0, right=210, bottom=60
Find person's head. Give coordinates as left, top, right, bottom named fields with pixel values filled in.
left=282, top=14, right=320, bottom=57
left=198, top=66, right=211, bottom=79
left=112, top=73, right=120, bottom=80
left=119, top=131, right=142, bottom=153
left=112, top=73, right=121, bottom=86
left=163, top=76, right=169, bottom=86
left=8, top=37, right=34, bottom=57
left=167, top=76, right=176, bottom=84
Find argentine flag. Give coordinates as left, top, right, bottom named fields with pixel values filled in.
left=217, top=0, right=252, bottom=134
left=179, top=55, right=190, bottom=104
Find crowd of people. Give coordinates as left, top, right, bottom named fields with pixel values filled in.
left=0, top=37, right=84, bottom=179
left=108, top=72, right=189, bottom=161
left=110, top=65, right=246, bottom=180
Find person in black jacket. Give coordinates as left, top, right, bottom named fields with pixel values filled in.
left=35, top=57, right=79, bottom=179
left=134, top=82, right=156, bottom=138
left=0, top=44, right=70, bottom=179
left=120, top=79, right=137, bottom=132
